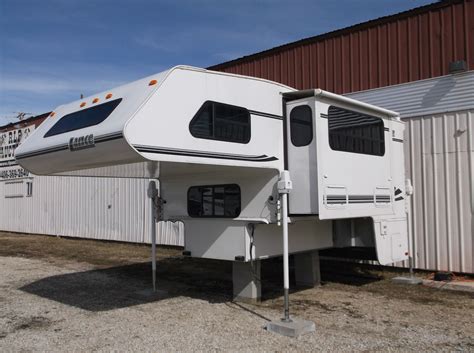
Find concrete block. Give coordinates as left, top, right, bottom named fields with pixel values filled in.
left=233, top=260, right=261, bottom=303
left=294, top=251, right=321, bottom=287
left=265, top=317, right=315, bottom=337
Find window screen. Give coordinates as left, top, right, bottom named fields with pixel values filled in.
left=44, top=98, right=122, bottom=137
left=188, top=184, right=241, bottom=218
left=290, top=105, right=313, bottom=147
left=328, top=106, right=385, bottom=156
left=190, top=101, right=250, bottom=143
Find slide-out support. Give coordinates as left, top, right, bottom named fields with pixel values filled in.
left=294, top=251, right=321, bottom=287
left=232, top=260, right=261, bottom=303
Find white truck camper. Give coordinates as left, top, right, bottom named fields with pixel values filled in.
left=16, top=66, right=409, bottom=318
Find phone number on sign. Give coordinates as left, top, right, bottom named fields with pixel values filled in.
left=0, top=168, right=30, bottom=180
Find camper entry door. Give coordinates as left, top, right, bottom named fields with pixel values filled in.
left=286, top=98, right=319, bottom=215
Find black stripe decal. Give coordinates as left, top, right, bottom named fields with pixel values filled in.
left=16, top=144, right=69, bottom=159
left=15, top=132, right=124, bottom=160
left=94, top=132, right=123, bottom=143
left=248, top=110, right=283, bottom=120
left=134, top=145, right=278, bottom=162
left=0, top=161, right=19, bottom=168
left=392, top=138, right=404, bottom=143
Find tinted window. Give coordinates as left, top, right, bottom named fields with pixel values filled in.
left=188, top=184, right=241, bottom=218
left=44, top=99, right=122, bottom=137
left=190, top=101, right=250, bottom=143
left=328, top=106, right=385, bottom=156
left=290, top=105, right=313, bottom=147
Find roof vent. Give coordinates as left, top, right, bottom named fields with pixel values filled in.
left=449, top=60, right=467, bottom=74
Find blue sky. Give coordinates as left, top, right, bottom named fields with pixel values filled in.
left=1, top=0, right=434, bottom=124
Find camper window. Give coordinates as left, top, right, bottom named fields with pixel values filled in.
left=187, top=184, right=241, bottom=218
left=328, top=106, right=385, bottom=156
left=44, top=99, right=122, bottom=137
left=290, top=105, right=313, bottom=146
left=189, top=101, right=250, bottom=143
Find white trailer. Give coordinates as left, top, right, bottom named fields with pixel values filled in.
left=16, top=66, right=409, bottom=315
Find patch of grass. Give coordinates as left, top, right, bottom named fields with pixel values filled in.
left=0, top=232, right=181, bottom=268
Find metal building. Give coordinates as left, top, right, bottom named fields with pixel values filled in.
left=209, top=0, right=473, bottom=273
left=0, top=116, right=184, bottom=246
left=209, top=0, right=473, bottom=93
left=348, top=71, right=473, bottom=273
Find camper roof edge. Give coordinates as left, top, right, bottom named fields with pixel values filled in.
left=282, top=89, right=400, bottom=119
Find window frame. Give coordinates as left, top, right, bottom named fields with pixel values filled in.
left=290, top=104, right=313, bottom=147
left=44, top=98, right=122, bottom=138
left=189, top=101, right=251, bottom=144
left=327, top=105, right=385, bottom=157
left=187, top=183, right=241, bottom=218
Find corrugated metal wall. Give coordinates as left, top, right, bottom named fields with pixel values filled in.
left=406, top=110, right=473, bottom=273
left=349, top=71, right=474, bottom=273
left=210, top=0, right=473, bottom=94
left=0, top=174, right=184, bottom=246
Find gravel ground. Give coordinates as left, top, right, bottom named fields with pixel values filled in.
left=0, top=232, right=473, bottom=352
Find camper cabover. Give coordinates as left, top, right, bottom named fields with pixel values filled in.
left=16, top=66, right=409, bottom=304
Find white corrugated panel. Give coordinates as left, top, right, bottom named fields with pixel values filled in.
left=348, top=72, right=474, bottom=273
left=348, top=71, right=474, bottom=118
left=0, top=174, right=184, bottom=247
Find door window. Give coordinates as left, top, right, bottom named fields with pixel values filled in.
left=290, top=105, right=313, bottom=147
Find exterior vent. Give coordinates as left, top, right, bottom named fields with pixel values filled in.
left=449, top=60, right=467, bottom=74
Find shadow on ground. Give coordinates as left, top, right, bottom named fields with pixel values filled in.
left=19, top=256, right=385, bottom=312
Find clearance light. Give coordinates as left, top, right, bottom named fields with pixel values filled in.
left=148, top=79, right=157, bottom=86
left=50, top=112, right=56, bottom=117
left=80, top=102, right=86, bottom=107
left=105, top=93, right=113, bottom=99
left=92, top=98, right=99, bottom=103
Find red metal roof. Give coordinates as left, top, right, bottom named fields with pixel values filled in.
left=209, top=0, right=473, bottom=94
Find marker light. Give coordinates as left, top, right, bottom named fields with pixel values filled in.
left=105, top=93, right=113, bottom=99
left=50, top=112, right=56, bottom=117
left=148, top=79, right=157, bottom=86
left=92, top=98, right=99, bottom=103
left=80, top=102, right=86, bottom=107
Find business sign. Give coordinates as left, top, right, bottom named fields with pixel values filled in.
left=0, top=125, right=35, bottom=163
left=0, top=125, right=35, bottom=180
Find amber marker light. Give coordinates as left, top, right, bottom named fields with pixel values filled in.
left=50, top=112, right=56, bottom=117
left=80, top=102, right=86, bottom=107
left=148, top=79, right=157, bottom=86
left=105, top=93, right=113, bottom=99
left=92, top=98, right=99, bottom=103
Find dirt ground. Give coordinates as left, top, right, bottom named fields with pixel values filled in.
left=0, top=232, right=473, bottom=352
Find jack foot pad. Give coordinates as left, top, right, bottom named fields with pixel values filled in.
left=392, top=276, right=423, bottom=285
left=265, top=317, right=315, bottom=337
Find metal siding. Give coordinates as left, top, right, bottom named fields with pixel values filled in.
left=348, top=72, right=473, bottom=273
left=404, top=111, right=473, bottom=273
left=347, top=71, right=474, bottom=118
left=210, top=0, right=473, bottom=94
left=0, top=175, right=184, bottom=247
